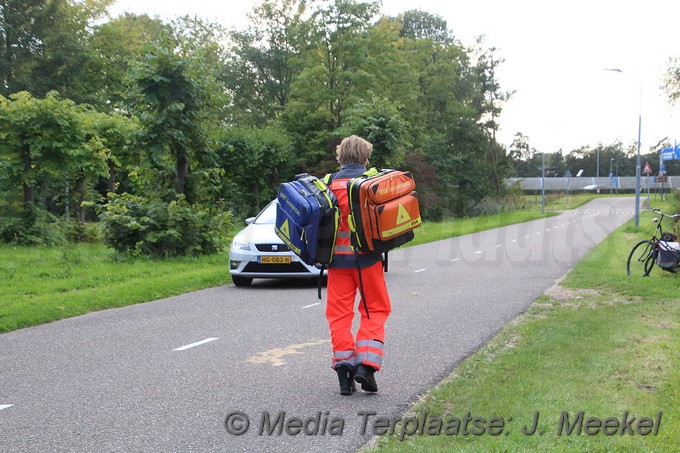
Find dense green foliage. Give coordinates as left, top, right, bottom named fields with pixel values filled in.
left=1, top=0, right=677, bottom=252
left=99, top=193, right=230, bottom=257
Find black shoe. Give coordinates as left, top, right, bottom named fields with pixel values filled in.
left=336, top=365, right=356, bottom=396
left=354, top=364, right=378, bottom=392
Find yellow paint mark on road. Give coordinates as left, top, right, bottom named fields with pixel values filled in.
left=247, top=340, right=330, bottom=367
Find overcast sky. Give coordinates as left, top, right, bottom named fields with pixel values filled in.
left=108, top=0, right=680, bottom=161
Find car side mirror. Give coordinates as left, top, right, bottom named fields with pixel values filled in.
left=245, top=217, right=256, bottom=225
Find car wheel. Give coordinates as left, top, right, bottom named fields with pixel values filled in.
left=232, top=276, right=253, bottom=287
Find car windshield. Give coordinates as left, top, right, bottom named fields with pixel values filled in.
left=254, top=202, right=277, bottom=225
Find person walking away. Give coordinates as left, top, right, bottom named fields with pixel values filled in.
left=325, top=135, right=392, bottom=395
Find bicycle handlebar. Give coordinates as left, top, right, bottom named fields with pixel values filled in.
left=652, top=208, right=680, bottom=219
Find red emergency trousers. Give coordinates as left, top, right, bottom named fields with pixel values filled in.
left=326, top=176, right=391, bottom=371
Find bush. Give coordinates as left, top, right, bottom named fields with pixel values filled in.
left=0, top=204, right=65, bottom=245
left=99, top=193, right=232, bottom=257
left=470, top=197, right=506, bottom=217
left=65, top=221, right=104, bottom=243
left=470, top=193, right=527, bottom=218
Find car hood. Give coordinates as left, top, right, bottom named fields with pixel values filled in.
left=236, top=223, right=284, bottom=244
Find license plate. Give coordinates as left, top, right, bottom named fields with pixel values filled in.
left=259, top=256, right=291, bottom=264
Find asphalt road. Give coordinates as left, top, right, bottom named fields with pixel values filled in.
left=0, top=198, right=636, bottom=452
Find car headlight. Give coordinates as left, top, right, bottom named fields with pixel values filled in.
left=231, top=238, right=251, bottom=251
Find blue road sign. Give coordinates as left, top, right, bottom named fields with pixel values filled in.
left=662, top=148, right=674, bottom=161
left=675, top=143, right=680, bottom=159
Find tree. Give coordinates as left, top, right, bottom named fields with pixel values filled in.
left=90, top=13, right=169, bottom=109
left=0, top=0, right=56, bottom=95
left=0, top=91, right=105, bottom=205
left=126, top=31, right=225, bottom=202
left=282, top=0, right=381, bottom=167
left=334, top=95, right=408, bottom=170
left=304, top=0, right=380, bottom=128
left=0, top=91, right=111, bottom=243
left=0, top=0, right=113, bottom=103
left=84, top=108, right=141, bottom=195
left=508, top=132, right=536, bottom=177
left=663, top=56, right=680, bottom=105
left=218, top=124, right=293, bottom=215
left=399, top=9, right=450, bottom=43
left=223, top=0, right=311, bottom=125
left=472, top=40, right=513, bottom=195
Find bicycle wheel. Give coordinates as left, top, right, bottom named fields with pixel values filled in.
left=627, top=240, right=655, bottom=277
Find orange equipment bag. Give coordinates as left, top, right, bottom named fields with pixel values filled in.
left=347, top=168, right=422, bottom=253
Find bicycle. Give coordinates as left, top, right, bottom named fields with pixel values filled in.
left=626, top=208, right=680, bottom=277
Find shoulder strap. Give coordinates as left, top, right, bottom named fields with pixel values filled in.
left=318, top=265, right=325, bottom=300
left=354, top=249, right=370, bottom=319
left=362, top=167, right=380, bottom=177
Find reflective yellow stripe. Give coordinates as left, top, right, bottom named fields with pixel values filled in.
left=382, top=217, right=422, bottom=238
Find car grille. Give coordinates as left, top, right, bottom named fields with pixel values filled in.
left=255, top=243, right=291, bottom=252
left=243, top=262, right=311, bottom=273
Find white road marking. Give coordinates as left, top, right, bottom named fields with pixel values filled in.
left=512, top=239, right=517, bottom=243
left=0, top=404, right=13, bottom=411
left=302, top=302, right=320, bottom=309
left=173, top=338, right=219, bottom=351
left=475, top=250, right=484, bottom=254
left=450, top=258, right=459, bottom=262
left=415, top=268, right=427, bottom=273
left=496, top=244, right=502, bottom=248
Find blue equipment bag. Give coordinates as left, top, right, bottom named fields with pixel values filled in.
left=275, top=174, right=339, bottom=266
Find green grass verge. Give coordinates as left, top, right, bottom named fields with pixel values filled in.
left=370, top=202, right=679, bottom=452
left=0, top=244, right=229, bottom=332
left=408, top=210, right=556, bottom=248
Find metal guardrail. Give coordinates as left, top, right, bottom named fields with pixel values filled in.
left=508, top=176, right=675, bottom=191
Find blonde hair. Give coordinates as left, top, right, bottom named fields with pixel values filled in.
left=336, top=135, right=372, bottom=166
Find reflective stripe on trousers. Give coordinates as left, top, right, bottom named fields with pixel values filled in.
left=332, top=350, right=356, bottom=369
left=356, top=339, right=384, bottom=369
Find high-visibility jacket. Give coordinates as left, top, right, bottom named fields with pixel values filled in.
left=325, top=164, right=381, bottom=269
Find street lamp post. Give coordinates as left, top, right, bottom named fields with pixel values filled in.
left=635, top=91, right=642, bottom=227
left=603, top=68, right=642, bottom=227
left=541, top=152, right=545, bottom=214
left=616, top=156, right=619, bottom=194
left=610, top=158, right=614, bottom=194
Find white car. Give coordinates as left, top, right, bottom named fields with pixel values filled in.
left=229, top=200, right=320, bottom=286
